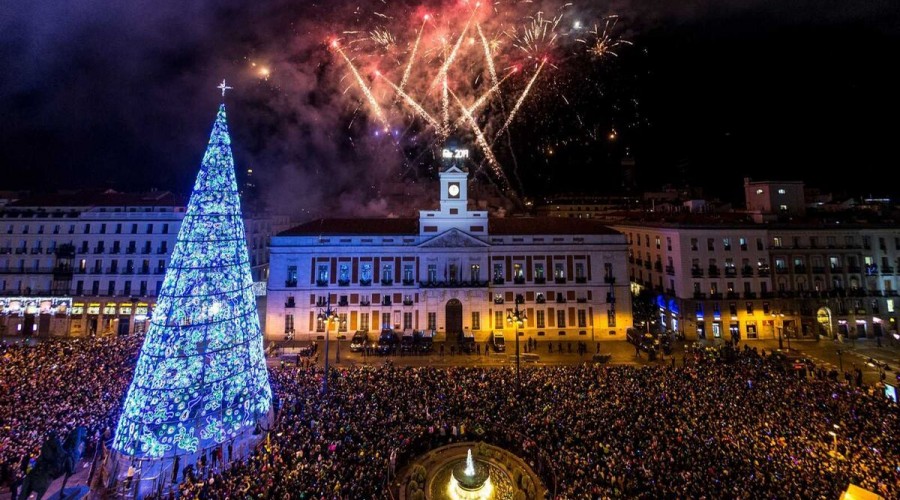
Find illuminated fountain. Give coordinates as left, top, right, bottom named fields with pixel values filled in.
left=448, top=448, right=493, bottom=499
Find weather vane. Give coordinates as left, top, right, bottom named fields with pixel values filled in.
left=217, top=79, right=233, bottom=97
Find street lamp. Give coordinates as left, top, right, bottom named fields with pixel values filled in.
left=506, top=294, right=526, bottom=393
left=836, top=349, right=844, bottom=372
left=773, top=312, right=786, bottom=350
left=317, top=296, right=339, bottom=394
left=828, top=424, right=841, bottom=459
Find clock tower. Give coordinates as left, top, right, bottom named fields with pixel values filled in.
left=418, top=143, right=488, bottom=237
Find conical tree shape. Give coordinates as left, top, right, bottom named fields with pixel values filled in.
left=113, top=104, right=272, bottom=459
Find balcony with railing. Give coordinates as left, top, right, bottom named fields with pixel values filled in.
left=554, top=277, right=567, bottom=284
left=575, top=277, right=587, bottom=284
left=534, top=277, right=546, bottom=284
left=285, top=279, right=298, bottom=287
left=514, top=276, right=527, bottom=284
left=882, top=266, right=895, bottom=274
left=380, top=279, right=394, bottom=286
left=604, top=275, right=616, bottom=284
left=691, top=268, right=703, bottom=278
left=811, top=266, right=825, bottom=274
left=338, top=279, right=351, bottom=286
left=316, top=279, right=328, bottom=287
left=653, top=262, right=663, bottom=272
left=665, top=265, right=675, bottom=275
left=644, top=261, right=652, bottom=270
left=707, top=266, right=720, bottom=277
left=830, top=266, right=844, bottom=273
left=285, top=298, right=296, bottom=308
left=724, top=266, right=737, bottom=277
left=848, top=265, right=862, bottom=274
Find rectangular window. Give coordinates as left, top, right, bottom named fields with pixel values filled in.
left=285, top=314, right=294, bottom=333
left=607, top=309, right=616, bottom=327
left=317, top=264, right=329, bottom=283
left=360, top=313, right=370, bottom=332
left=575, top=262, right=585, bottom=280
left=707, top=238, right=715, bottom=251
left=162, top=224, right=169, bottom=234
left=655, top=236, right=661, bottom=249
left=403, top=264, right=414, bottom=283
left=107, top=281, right=115, bottom=296
left=690, top=238, right=699, bottom=251
left=534, top=263, right=545, bottom=280
left=362, top=264, right=372, bottom=282
left=554, top=263, right=565, bottom=280
left=382, top=312, right=391, bottom=329
left=494, top=311, right=504, bottom=329
left=339, top=264, right=350, bottom=283
left=382, top=264, right=393, bottom=283
left=131, top=224, right=138, bottom=234
left=722, top=238, right=731, bottom=251
left=472, top=312, right=480, bottom=330
left=427, top=312, right=437, bottom=331
left=556, top=309, right=566, bottom=328
left=146, top=224, right=153, bottom=234
left=746, top=302, right=753, bottom=314
left=493, top=263, right=503, bottom=281
left=286, top=265, right=298, bottom=286
left=757, top=238, right=764, bottom=251
left=403, top=312, right=413, bottom=330
left=666, top=237, right=672, bottom=251
left=470, top=264, right=480, bottom=282
left=513, top=263, right=524, bottom=279
left=577, top=310, right=587, bottom=327
left=427, top=264, right=437, bottom=283
left=536, top=310, right=546, bottom=328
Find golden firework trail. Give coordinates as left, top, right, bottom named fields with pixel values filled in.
left=332, top=40, right=391, bottom=131
left=377, top=71, right=442, bottom=132
left=477, top=23, right=499, bottom=87
left=493, top=58, right=546, bottom=143
left=451, top=90, right=505, bottom=187
left=397, top=15, right=429, bottom=97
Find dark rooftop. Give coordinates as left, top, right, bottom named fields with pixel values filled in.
left=279, top=217, right=622, bottom=237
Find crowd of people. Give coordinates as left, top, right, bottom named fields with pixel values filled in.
left=0, top=334, right=142, bottom=496
left=1, top=334, right=898, bottom=499
left=179, top=345, right=899, bottom=499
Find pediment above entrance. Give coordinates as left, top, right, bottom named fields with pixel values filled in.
left=419, top=228, right=488, bottom=248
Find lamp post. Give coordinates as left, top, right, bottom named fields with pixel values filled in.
left=506, top=294, right=526, bottom=393
left=836, top=349, right=843, bottom=372
left=773, top=311, right=786, bottom=350
left=317, top=296, right=338, bottom=394
left=828, top=424, right=840, bottom=459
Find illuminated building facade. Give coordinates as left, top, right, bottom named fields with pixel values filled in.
left=612, top=221, right=900, bottom=341
left=0, top=193, right=288, bottom=337
left=267, top=146, right=632, bottom=343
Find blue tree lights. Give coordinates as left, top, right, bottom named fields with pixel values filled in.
left=113, top=104, right=272, bottom=459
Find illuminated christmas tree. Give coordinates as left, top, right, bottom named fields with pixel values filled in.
left=113, top=100, right=272, bottom=460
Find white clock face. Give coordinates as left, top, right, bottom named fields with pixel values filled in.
left=448, top=184, right=460, bottom=197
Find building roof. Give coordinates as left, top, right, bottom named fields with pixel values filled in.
left=5, top=190, right=186, bottom=208
left=278, top=216, right=621, bottom=237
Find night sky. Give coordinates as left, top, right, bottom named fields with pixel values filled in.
left=1, top=0, right=898, bottom=216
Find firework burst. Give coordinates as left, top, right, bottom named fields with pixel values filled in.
left=578, top=15, right=632, bottom=59
left=329, top=1, right=629, bottom=196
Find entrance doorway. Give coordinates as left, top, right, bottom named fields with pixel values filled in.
left=445, top=299, right=463, bottom=338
